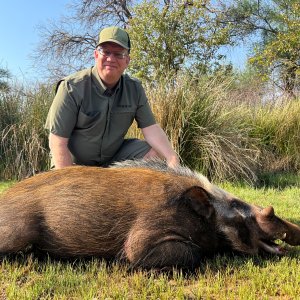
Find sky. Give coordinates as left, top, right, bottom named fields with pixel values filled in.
left=0, top=1, right=248, bottom=84
left=0, top=0, right=70, bottom=82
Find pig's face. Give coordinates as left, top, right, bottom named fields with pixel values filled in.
left=212, top=193, right=299, bottom=255
left=169, top=172, right=300, bottom=256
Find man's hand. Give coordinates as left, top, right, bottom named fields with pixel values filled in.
left=166, top=155, right=180, bottom=169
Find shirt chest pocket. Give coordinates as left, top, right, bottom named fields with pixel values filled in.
left=76, top=111, right=102, bottom=130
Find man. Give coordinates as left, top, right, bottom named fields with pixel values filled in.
left=45, top=26, right=179, bottom=169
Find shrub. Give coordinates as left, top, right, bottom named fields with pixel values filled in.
left=130, top=73, right=260, bottom=182
left=0, top=85, right=53, bottom=180
left=1, top=72, right=299, bottom=182
left=250, top=99, right=300, bottom=173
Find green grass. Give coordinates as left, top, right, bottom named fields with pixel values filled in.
left=1, top=178, right=300, bottom=299
left=0, top=181, right=15, bottom=193
left=257, top=172, right=300, bottom=189
left=2, top=256, right=299, bottom=299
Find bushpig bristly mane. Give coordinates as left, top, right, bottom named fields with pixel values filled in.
left=112, top=159, right=231, bottom=205
left=111, top=158, right=197, bottom=178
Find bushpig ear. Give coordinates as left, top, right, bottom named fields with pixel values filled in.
left=261, top=206, right=275, bottom=218
left=181, top=186, right=215, bottom=219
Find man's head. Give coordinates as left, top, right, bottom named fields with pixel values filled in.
left=94, top=27, right=131, bottom=89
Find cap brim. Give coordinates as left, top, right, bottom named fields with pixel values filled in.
left=97, top=39, right=129, bottom=49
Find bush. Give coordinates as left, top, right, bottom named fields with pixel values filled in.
left=1, top=72, right=299, bottom=182
left=139, top=73, right=260, bottom=182
left=0, top=85, right=53, bottom=180
left=250, top=99, right=300, bottom=173
left=129, top=71, right=300, bottom=182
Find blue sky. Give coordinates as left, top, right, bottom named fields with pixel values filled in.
left=0, top=0, right=70, bottom=82
left=0, top=1, right=248, bottom=83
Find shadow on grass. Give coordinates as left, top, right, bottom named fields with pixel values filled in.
left=255, top=172, right=300, bottom=190
left=2, top=248, right=298, bottom=279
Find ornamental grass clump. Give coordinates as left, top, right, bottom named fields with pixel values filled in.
left=0, top=85, right=53, bottom=180
left=250, top=99, right=300, bottom=174
left=142, top=73, right=260, bottom=182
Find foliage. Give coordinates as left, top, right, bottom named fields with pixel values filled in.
left=225, top=66, right=266, bottom=101
left=28, top=0, right=300, bottom=95
left=249, top=99, right=300, bottom=173
left=0, top=181, right=14, bottom=193
left=257, top=172, right=300, bottom=189
left=129, top=71, right=260, bottom=182
left=32, top=0, right=124, bottom=79
left=0, top=66, right=11, bottom=91
left=0, top=181, right=300, bottom=299
left=0, top=85, right=53, bottom=180
left=1, top=71, right=300, bottom=181
left=127, top=0, right=230, bottom=81
left=127, top=70, right=300, bottom=182
left=33, top=0, right=231, bottom=81
left=249, top=1, right=300, bottom=96
left=217, top=0, right=300, bottom=96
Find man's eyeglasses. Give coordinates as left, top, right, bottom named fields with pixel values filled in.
left=97, top=48, right=128, bottom=60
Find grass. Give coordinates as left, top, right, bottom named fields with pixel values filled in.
left=0, top=84, right=52, bottom=180
left=1, top=178, right=300, bottom=299
left=0, top=181, right=15, bottom=193
left=257, top=172, right=300, bottom=189
left=249, top=99, right=300, bottom=173
left=2, top=256, right=300, bottom=299
left=141, top=73, right=300, bottom=182
left=143, top=74, right=261, bottom=183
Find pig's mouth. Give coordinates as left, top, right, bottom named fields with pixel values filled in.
left=258, top=238, right=286, bottom=255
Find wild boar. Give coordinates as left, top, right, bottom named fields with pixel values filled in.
left=0, top=159, right=299, bottom=270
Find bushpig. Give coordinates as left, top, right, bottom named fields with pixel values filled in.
left=0, top=159, right=300, bottom=270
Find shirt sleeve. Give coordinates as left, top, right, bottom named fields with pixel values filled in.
left=45, top=80, right=79, bottom=138
left=134, top=84, right=156, bottom=129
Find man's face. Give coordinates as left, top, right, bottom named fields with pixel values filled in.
left=94, top=42, right=130, bottom=88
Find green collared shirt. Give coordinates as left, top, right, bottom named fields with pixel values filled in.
left=45, top=66, right=156, bottom=165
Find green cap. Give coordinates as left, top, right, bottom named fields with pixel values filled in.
left=97, top=26, right=130, bottom=50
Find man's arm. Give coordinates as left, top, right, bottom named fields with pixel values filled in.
left=141, top=124, right=180, bottom=168
left=49, top=133, right=73, bottom=169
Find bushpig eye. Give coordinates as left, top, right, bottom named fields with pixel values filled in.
left=230, top=200, right=240, bottom=209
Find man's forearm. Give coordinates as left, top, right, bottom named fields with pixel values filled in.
left=141, top=124, right=180, bottom=167
left=49, top=133, right=73, bottom=169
